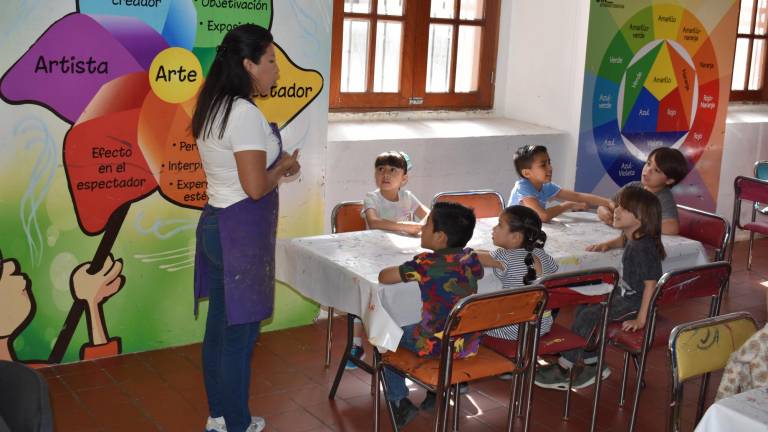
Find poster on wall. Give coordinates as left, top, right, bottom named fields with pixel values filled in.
left=0, top=0, right=327, bottom=365
left=575, top=0, right=739, bottom=211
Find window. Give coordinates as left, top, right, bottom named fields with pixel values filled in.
left=732, top=0, right=768, bottom=101
left=329, top=0, right=500, bottom=111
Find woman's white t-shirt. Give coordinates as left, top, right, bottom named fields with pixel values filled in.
left=197, top=98, right=280, bottom=208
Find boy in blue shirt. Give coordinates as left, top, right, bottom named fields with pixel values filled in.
left=509, top=145, right=613, bottom=222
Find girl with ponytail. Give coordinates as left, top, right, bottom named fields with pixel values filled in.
left=478, top=205, right=558, bottom=343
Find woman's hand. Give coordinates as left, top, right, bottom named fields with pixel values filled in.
left=281, top=149, right=301, bottom=177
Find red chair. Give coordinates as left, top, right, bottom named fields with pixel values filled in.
left=677, top=205, right=730, bottom=261
left=605, top=261, right=731, bottom=432
left=374, top=286, right=548, bottom=432
left=483, top=268, right=619, bottom=432
left=728, top=175, right=768, bottom=270
left=432, top=190, right=504, bottom=218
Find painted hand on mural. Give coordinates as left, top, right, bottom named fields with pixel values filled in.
left=0, top=259, right=33, bottom=341
left=70, top=255, right=125, bottom=346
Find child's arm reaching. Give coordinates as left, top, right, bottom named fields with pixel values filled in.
left=621, top=279, right=656, bottom=331
left=555, top=189, right=614, bottom=209
left=476, top=250, right=504, bottom=269
left=596, top=203, right=615, bottom=225
left=378, top=266, right=403, bottom=284
left=586, top=234, right=625, bottom=252
left=364, top=208, right=422, bottom=235
left=520, top=197, right=585, bottom=222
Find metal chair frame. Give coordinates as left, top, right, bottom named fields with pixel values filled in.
left=747, top=161, right=768, bottom=269
left=607, top=261, right=731, bottom=432
left=532, top=268, right=618, bottom=432
left=728, top=175, right=768, bottom=269
left=326, top=201, right=371, bottom=400
left=374, top=286, right=548, bottom=432
left=431, top=190, right=504, bottom=218
left=667, top=312, right=758, bottom=432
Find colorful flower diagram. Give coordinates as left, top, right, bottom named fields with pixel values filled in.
left=0, top=0, right=323, bottom=236
left=0, top=0, right=323, bottom=363
left=576, top=1, right=738, bottom=210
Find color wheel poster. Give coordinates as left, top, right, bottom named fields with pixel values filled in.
left=575, top=0, right=739, bottom=211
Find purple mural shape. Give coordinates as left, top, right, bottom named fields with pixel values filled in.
left=0, top=13, right=168, bottom=124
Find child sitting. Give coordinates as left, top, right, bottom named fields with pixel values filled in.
left=596, top=147, right=689, bottom=237
left=536, top=186, right=665, bottom=390
left=362, top=151, right=430, bottom=235
left=509, top=145, right=613, bottom=222
left=378, top=202, right=482, bottom=428
left=346, top=151, right=430, bottom=370
left=479, top=205, right=559, bottom=341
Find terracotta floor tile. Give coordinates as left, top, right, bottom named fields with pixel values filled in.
left=264, top=408, right=325, bottom=432
left=59, top=369, right=114, bottom=391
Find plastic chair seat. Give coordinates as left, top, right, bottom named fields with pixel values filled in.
left=382, top=346, right=518, bottom=387
left=607, top=315, right=675, bottom=352
left=743, top=220, right=768, bottom=234
left=483, top=324, right=587, bottom=357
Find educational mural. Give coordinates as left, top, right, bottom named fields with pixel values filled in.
left=0, top=0, right=329, bottom=364
left=575, top=0, right=738, bottom=211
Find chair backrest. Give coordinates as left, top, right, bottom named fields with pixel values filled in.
left=669, top=312, right=757, bottom=384
left=755, top=160, right=768, bottom=180
left=534, top=267, right=619, bottom=309
left=331, top=201, right=366, bottom=234
left=667, top=312, right=758, bottom=432
left=432, top=190, right=504, bottom=218
left=677, top=205, right=730, bottom=261
left=734, top=175, right=768, bottom=209
left=443, top=285, right=547, bottom=338
left=652, top=261, right=730, bottom=316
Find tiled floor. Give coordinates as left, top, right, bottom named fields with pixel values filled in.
left=41, top=239, right=768, bottom=431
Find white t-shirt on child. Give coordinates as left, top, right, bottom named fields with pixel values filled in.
left=362, top=189, right=424, bottom=225
left=197, top=98, right=281, bottom=208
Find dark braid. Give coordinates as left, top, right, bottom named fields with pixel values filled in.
left=502, top=206, right=546, bottom=285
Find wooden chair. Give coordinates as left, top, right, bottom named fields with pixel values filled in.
left=668, top=312, right=758, bottom=432
left=374, top=286, right=548, bottom=432
left=606, top=261, right=731, bottom=432
left=482, top=268, right=619, bottom=432
left=432, top=190, right=504, bottom=218
left=728, top=176, right=768, bottom=270
left=677, top=205, right=730, bottom=261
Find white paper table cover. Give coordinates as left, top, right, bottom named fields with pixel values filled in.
left=275, top=212, right=708, bottom=351
left=695, top=387, right=768, bottom=432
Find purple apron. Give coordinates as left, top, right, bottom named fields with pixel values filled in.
left=194, top=123, right=283, bottom=325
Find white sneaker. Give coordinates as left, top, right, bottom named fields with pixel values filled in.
left=205, top=416, right=226, bottom=432
left=206, top=416, right=264, bottom=432
left=247, top=416, right=266, bottom=432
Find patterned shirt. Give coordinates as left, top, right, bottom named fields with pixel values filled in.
left=399, top=247, right=484, bottom=358
left=485, top=248, right=558, bottom=340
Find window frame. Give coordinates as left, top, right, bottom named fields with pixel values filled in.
left=731, top=0, right=768, bottom=102
left=329, top=0, right=500, bottom=111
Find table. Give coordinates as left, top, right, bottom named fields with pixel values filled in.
left=275, top=212, right=708, bottom=352
left=695, top=387, right=768, bottom=431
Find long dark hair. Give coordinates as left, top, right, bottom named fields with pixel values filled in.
left=191, top=24, right=273, bottom=140
left=502, top=205, right=547, bottom=285
left=616, top=186, right=666, bottom=260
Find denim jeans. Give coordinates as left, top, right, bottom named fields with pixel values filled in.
left=383, top=324, right=421, bottom=402
left=560, top=290, right=640, bottom=366
left=199, top=205, right=261, bottom=432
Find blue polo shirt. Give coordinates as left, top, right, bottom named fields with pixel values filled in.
left=507, top=178, right=561, bottom=208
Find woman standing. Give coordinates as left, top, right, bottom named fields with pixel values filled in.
left=191, top=24, right=299, bottom=432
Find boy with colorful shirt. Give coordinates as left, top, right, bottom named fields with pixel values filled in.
left=378, top=202, right=483, bottom=428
